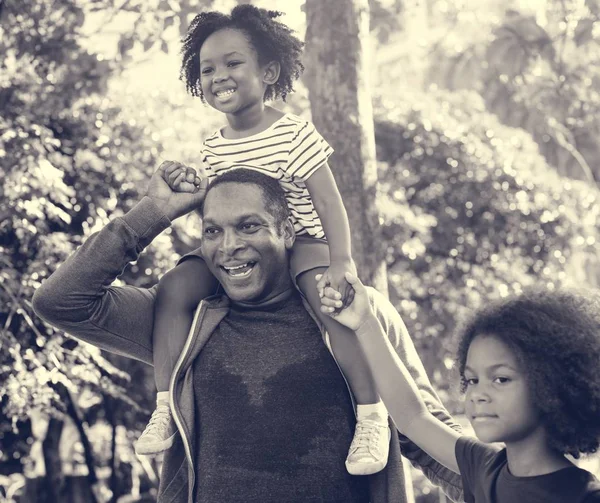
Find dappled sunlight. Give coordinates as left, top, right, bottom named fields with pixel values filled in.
left=2, top=0, right=600, bottom=501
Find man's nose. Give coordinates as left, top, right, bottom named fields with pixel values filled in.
left=220, top=230, right=244, bottom=255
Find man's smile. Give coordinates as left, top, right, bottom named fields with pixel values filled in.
left=221, top=261, right=256, bottom=277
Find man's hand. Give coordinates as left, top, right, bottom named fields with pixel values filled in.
left=146, top=161, right=207, bottom=221
left=316, top=272, right=373, bottom=331
left=165, top=163, right=202, bottom=194
left=316, top=259, right=357, bottom=308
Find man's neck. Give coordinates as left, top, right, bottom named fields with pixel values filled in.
left=231, top=287, right=296, bottom=310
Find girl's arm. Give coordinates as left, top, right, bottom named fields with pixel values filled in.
left=320, top=273, right=462, bottom=474
left=304, top=164, right=356, bottom=298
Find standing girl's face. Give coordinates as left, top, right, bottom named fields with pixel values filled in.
left=199, top=28, right=270, bottom=115
left=463, top=334, right=542, bottom=445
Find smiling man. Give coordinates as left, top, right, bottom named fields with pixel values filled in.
left=32, top=164, right=462, bottom=503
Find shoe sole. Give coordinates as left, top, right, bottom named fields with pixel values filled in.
left=135, top=432, right=177, bottom=456
left=345, top=427, right=391, bottom=476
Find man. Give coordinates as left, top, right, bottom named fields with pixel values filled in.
left=33, top=163, right=463, bottom=503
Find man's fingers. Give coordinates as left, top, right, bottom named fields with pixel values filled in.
left=171, top=170, right=186, bottom=188
left=166, top=167, right=180, bottom=185
left=344, top=287, right=355, bottom=308
left=163, top=161, right=183, bottom=178
left=158, top=160, right=175, bottom=174
left=344, top=272, right=359, bottom=284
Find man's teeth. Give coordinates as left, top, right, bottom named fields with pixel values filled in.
left=223, top=263, right=253, bottom=277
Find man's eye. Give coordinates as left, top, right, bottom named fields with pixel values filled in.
left=241, top=223, right=259, bottom=231
left=204, top=227, right=219, bottom=235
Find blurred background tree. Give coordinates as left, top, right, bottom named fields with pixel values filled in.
left=2, top=0, right=600, bottom=501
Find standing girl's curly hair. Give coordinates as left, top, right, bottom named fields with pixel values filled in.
left=455, top=287, right=600, bottom=458
left=180, top=4, right=304, bottom=102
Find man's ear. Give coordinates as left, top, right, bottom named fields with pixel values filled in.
left=283, top=218, right=295, bottom=250
left=263, top=61, right=281, bottom=86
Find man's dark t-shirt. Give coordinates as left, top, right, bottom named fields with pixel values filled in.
left=456, top=436, right=600, bottom=502
left=192, top=291, right=370, bottom=503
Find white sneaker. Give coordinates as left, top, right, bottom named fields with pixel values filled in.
left=345, top=418, right=391, bottom=475
left=134, top=404, right=177, bottom=455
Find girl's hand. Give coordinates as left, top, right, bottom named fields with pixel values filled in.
left=316, top=259, right=357, bottom=308
left=316, top=272, right=373, bottom=331
left=163, top=162, right=203, bottom=194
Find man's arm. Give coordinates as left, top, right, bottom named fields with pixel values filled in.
left=32, top=161, right=206, bottom=364
left=367, top=287, right=464, bottom=502
left=32, top=197, right=171, bottom=365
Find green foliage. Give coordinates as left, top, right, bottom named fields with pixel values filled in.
left=374, top=88, right=600, bottom=407
left=430, top=1, right=600, bottom=182
left=0, top=0, right=175, bottom=474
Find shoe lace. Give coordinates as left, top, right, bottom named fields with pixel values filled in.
left=142, top=406, right=171, bottom=434
left=350, top=419, right=385, bottom=457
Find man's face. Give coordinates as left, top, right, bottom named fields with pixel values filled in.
left=201, top=182, right=295, bottom=305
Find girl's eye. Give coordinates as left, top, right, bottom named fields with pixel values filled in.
left=494, top=376, right=511, bottom=384
left=227, top=61, right=242, bottom=67
left=201, top=67, right=213, bottom=75
left=464, top=377, right=477, bottom=386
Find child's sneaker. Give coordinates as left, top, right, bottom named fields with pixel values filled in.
left=135, top=403, right=177, bottom=455
left=345, top=417, right=391, bottom=475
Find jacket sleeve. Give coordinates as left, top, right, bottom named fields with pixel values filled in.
left=32, top=197, right=172, bottom=365
left=368, top=288, right=464, bottom=502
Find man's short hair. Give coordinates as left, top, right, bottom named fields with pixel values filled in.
left=202, top=169, right=291, bottom=231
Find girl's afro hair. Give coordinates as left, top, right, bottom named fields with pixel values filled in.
left=180, top=4, right=304, bottom=102
left=455, top=286, right=600, bottom=457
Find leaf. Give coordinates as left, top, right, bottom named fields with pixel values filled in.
left=574, top=18, right=596, bottom=46
left=586, top=0, right=600, bottom=16
left=486, top=36, right=527, bottom=77
left=143, top=37, right=155, bottom=52
left=512, top=15, right=551, bottom=45
left=117, top=35, right=135, bottom=58
left=448, top=50, right=482, bottom=90
left=164, top=15, right=175, bottom=29
left=161, top=40, right=169, bottom=53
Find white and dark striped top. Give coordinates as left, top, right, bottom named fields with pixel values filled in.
left=201, top=113, right=334, bottom=239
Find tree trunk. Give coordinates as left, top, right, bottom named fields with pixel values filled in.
left=42, top=417, right=65, bottom=503
left=304, top=0, right=388, bottom=295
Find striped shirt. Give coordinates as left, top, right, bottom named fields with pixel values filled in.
left=201, top=113, right=334, bottom=239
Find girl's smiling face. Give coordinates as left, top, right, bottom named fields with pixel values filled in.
left=199, top=28, right=272, bottom=116
left=463, top=334, right=542, bottom=445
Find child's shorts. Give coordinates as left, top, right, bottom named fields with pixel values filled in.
left=177, top=235, right=330, bottom=289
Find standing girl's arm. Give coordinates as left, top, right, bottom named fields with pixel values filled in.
left=304, top=163, right=356, bottom=301
left=319, top=272, right=463, bottom=474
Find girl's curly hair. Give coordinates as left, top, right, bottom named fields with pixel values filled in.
left=455, top=287, right=600, bottom=458
left=180, top=4, right=304, bottom=102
